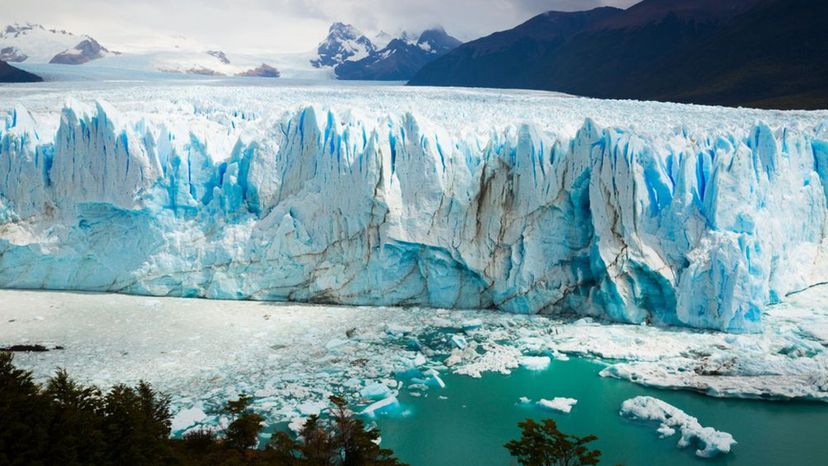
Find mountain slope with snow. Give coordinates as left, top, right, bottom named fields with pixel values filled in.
left=310, top=23, right=462, bottom=81
left=0, top=23, right=111, bottom=64
left=311, top=22, right=375, bottom=68
left=335, top=28, right=462, bottom=81
left=1, top=83, right=827, bottom=333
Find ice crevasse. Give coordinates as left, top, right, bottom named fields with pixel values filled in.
left=2, top=98, right=828, bottom=333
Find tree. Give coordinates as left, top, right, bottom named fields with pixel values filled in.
left=267, top=395, right=406, bottom=466
left=505, top=418, right=602, bottom=466
left=0, top=352, right=51, bottom=466
left=101, top=382, right=173, bottom=465
left=43, top=368, right=107, bottom=465
left=224, top=394, right=264, bottom=451
left=0, top=355, right=406, bottom=465
left=269, top=415, right=333, bottom=465
left=329, top=395, right=402, bottom=466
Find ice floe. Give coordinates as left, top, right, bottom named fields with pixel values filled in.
left=537, top=397, right=578, bottom=414
left=620, top=396, right=736, bottom=458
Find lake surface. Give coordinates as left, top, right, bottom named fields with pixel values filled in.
left=375, top=359, right=828, bottom=466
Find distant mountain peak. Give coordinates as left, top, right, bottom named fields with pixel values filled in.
left=1, top=23, right=78, bottom=39
left=311, top=22, right=375, bottom=68
left=332, top=26, right=462, bottom=81
left=237, top=63, right=281, bottom=78
left=0, top=22, right=110, bottom=65
left=50, top=37, right=110, bottom=65
left=417, top=28, right=462, bottom=54
left=207, top=50, right=230, bottom=65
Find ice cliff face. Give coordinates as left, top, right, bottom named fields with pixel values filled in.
left=2, top=98, right=828, bottom=333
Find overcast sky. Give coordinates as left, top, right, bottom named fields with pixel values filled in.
left=0, top=0, right=639, bottom=53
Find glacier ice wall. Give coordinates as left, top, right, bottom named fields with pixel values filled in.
left=2, top=99, right=828, bottom=332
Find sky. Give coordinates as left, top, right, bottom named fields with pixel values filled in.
left=0, top=0, right=639, bottom=54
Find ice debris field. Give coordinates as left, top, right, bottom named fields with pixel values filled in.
left=2, top=81, right=828, bottom=332
left=1, top=283, right=826, bottom=440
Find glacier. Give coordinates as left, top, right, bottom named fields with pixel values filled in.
left=2, top=84, right=828, bottom=333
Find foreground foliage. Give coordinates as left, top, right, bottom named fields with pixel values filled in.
left=505, top=418, right=602, bottom=466
left=0, top=352, right=405, bottom=465
left=269, top=395, right=404, bottom=465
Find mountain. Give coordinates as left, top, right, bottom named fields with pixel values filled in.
left=236, top=63, right=280, bottom=78
left=410, top=0, right=828, bottom=110
left=311, top=22, right=375, bottom=68
left=335, top=27, right=462, bottom=81
left=410, top=8, right=622, bottom=89
left=0, top=59, right=42, bottom=82
left=50, top=37, right=110, bottom=64
left=0, top=23, right=111, bottom=65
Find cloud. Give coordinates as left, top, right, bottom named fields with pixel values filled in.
left=0, top=0, right=639, bottom=53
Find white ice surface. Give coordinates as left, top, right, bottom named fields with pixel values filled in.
left=620, top=396, right=736, bottom=458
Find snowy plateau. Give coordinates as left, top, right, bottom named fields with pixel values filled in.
left=2, top=81, right=828, bottom=333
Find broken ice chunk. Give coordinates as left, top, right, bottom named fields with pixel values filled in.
left=461, top=319, right=482, bottom=331
left=451, top=335, right=467, bottom=349
left=296, top=400, right=327, bottom=416
left=171, top=406, right=208, bottom=432
left=424, top=368, right=446, bottom=388
left=361, top=395, right=399, bottom=417
left=620, top=396, right=736, bottom=458
left=537, top=397, right=578, bottom=414
left=360, top=382, right=392, bottom=400
left=519, top=355, right=551, bottom=371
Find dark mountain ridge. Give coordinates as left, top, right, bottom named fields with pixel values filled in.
left=0, top=60, right=42, bottom=82
left=410, top=0, right=827, bottom=110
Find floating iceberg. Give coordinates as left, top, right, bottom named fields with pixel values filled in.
left=2, top=88, right=828, bottom=333
left=519, top=356, right=552, bottom=371
left=361, top=395, right=399, bottom=417
left=620, top=396, right=736, bottom=458
left=537, top=397, right=578, bottom=414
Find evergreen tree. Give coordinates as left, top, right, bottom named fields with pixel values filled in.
left=505, top=418, right=601, bottom=466
left=43, top=368, right=107, bottom=465
left=224, top=394, right=264, bottom=451
left=267, top=395, right=406, bottom=466
left=0, top=352, right=50, bottom=466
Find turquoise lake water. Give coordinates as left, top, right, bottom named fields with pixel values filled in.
left=374, top=359, right=828, bottom=466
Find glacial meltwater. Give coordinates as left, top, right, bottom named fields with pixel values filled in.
left=375, top=359, right=828, bottom=466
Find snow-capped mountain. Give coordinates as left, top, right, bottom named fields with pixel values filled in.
left=0, top=23, right=111, bottom=64
left=50, top=37, right=111, bottom=65
left=311, top=23, right=462, bottom=81
left=0, top=23, right=292, bottom=79
left=311, top=22, right=375, bottom=68
left=335, top=27, right=462, bottom=80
